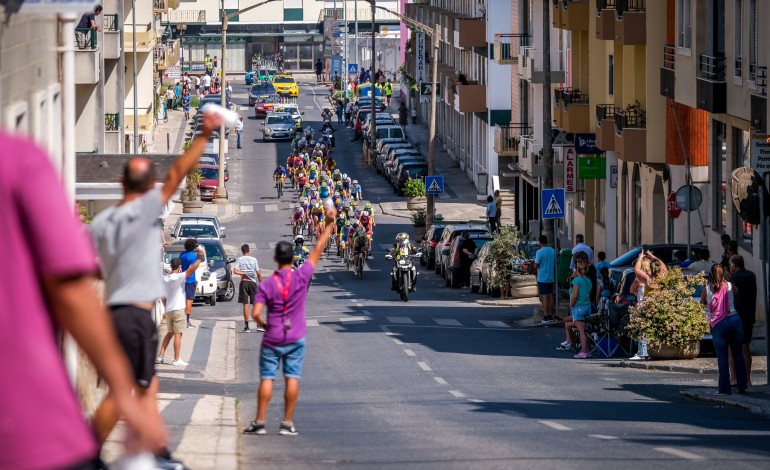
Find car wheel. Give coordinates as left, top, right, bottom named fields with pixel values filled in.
left=470, top=276, right=480, bottom=293
left=427, top=257, right=435, bottom=270
left=209, top=294, right=217, bottom=306
left=221, top=280, right=235, bottom=302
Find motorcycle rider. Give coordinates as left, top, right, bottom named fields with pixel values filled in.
left=389, top=233, right=418, bottom=292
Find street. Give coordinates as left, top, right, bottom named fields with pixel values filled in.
left=156, top=81, right=770, bottom=469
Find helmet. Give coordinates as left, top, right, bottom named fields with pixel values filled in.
left=294, top=235, right=305, bottom=244
left=345, top=220, right=351, bottom=226
left=300, top=197, right=306, bottom=203
left=362, top=211, right=369, bottom=217
left=365, top=202, right=372, bottom=209
left=352, top=179, right=358, bottom=184
left=335, top=181, right=342, bottom=187
left=314, top=201, right=321, bottom=208
left=321, top=182, right=328, bottom=188
left=347, top=210, right=355, bottom=218
left=320, top=144, right=326, bottom=149
left=342, top=173, right=347, bottom=179
left=396, top=232, right=409, bottom=242
left=334, top=169, right=340, bottom=175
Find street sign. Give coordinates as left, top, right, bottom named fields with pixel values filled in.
left=577, top=156, right=606, bottom=179
left=416, top=32, right=426, bottom=82
left=542, top=188, right=566, bottom=220
left=751, top=131, right=770, bottom=173
left=564, top=147, right=576, bottom=192
left=575, top=133, right=602, bottom=154
left=668, top=192, right=682, bottom=219
left=675, top=185, right=703, bottom=212
left=332, top=32, right=341, bottom=38
left=419, top=82, right=441, bottom=96
left=331, top=56, right=342, bottom=77
left=348, top=63, right=359, bottom=74
left=425, top=176, right=444, bottom=195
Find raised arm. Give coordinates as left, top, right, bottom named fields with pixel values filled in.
left=308, top=207, right=338, bottom=267
left=634, top=252, right=651, bottom=285
left=184, top=251, right=204, bottom=278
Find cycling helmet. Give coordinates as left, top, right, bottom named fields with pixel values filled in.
left=321, top=182, right=328, bottom=188
left=300, top=197, right=306, bottom=203
left=396, top=232, right=409, bottom=242
left=294, top=235, right=305, bottom=244
left=334, top=169, right=340, bottom=175
left=365, top=202, right=372, bottom=210
left=342, top=173, right=347, bottom=179
left=314, top=201, right=321, bottom=208
left=352, top=179, right=358, bottom=185
left=345, top=220, right=351, bottom=226
left=347, top=210, right=355, bottom=218
left=362, top=210, right=369, bottom=217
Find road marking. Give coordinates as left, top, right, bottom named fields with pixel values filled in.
left=403, top=349, right=416, bottom=357
left=340, top=316, right=367, bottom=323
left=380, top=325, right=404, bottom=344
left=240, top=205, right=254, bottom=213
left=654, top=447, right=704, bottom=460
left=387, top=316, right=415, bottom=324
left=434, top=318, right=462, bottom=326
left=306, top=319, right=320, bottom=327
left=362, top=310, right=372, bottom=315
left=468, top=398, right=486, bottom=403
left=264, top=204, right=278, bottom=212
left=304, top=105, right=315, bottom=110
left=538, top=420, right=572, bottom=431
left=433, top=376, right=448, bottom=385
left=589, top=434, right=618, bottom=440
left=417, top=361, right=431, bottom=371
left=449, top=390, right=465, bottom=398
left=329, top=275, right=335, bottom=281
left=479, top=320, right=509, bottom=328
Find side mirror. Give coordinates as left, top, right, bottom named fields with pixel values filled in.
left=220, top=233, right=226, bottom=239
left=227, top=257, right=237, bottom=264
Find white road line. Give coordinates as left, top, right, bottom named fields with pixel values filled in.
left=393, top=338, right=404, bottom=345
left=589, top=434, right=618, bottom=440
left=654, top=447, right=705, bottom=460
left=468, top=398, right=486, bottom=403
left=340, top=316, right=367, bottom=323
left=434, top=318, right=462, bottom=326
left=417, top=361, right=432, bottom=371
left=240, top=205, right=254, bottom=213
left=264, top=204, right=278, bottom=212
left=433, top=376, right=448, bottom=385
left=304, top=105, right=315, bottom=110
left=403, top=349, right=416, bottom=357
left=538, top=420, right=572, bottom=431
left=449, top=390, right=465, bottom=398
left=380, top=325, right=404, bottom=344
left=387, top=316, right=415, bottom=324
left=354, top=302, right=363, bottom=307
left=306, top=319, right=320, bottom=327
left=479, top=320, right=509, bottom=328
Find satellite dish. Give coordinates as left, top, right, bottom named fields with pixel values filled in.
left=675, top=185, right=703, bottom=212
left=730, top=166, right=770, bottom=225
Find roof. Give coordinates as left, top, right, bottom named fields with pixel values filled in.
left=76, top=154, right=178, bottom=184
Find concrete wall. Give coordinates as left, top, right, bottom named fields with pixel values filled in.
left=75, top=84, right=105, bottom=153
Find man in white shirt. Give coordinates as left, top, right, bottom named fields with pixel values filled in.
left=236, top=116, right=244, bottom=149
left=233, top=244, right=263, bottom=333
left=571, top=233, right=594, bottom=270
left=202, top=73, right=212, bottom=94
left=157, top=254, right=202, bottom=366
left=194, top=75, right=201, bottom=99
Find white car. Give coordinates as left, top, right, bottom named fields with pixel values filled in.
left=171, top=219, right=224, bottom=241
left=162, top=245, right=218, bottom=306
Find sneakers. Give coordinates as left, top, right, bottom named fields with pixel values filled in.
left=243, top=420, right=267, bottom=435
left=155, top=355, right=164, bottom=364
left=171, top=359, right=189, bottom=367
left=244, top=325, right=251, bottom=333
left=254, top=325, right=266, bottom=332
left=573, top=351, right=591, bottom=359
left=540, top=317, right=559, bottom=325
left=628, top=354, right=650, bottom=361
left=154, top=456, right=186, bottom=470
left=186, top=322, right=195, bottom=329
left=278, top=422, right=298, bottom=436
left=556, top=343, right=575, bottom=351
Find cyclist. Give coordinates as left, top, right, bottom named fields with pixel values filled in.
left=338, top=218, right=351, bottom=257
left=351, top=179, right=362, bottom=200
left=291, top=205, right=305, bottom=235
left=273, top=165, right=286, bottom=188
left=319, top=181, right=330, bottom=200
left=292, top=235, right=310, bottom=268
left=360, top=210, right=374, bottom=253
left=326, top=155, right=336, bottom=172
left=364, top=202, right=376, bottom=227
left=308, top=162, right=318, bottom=182
left=351, top=222, right=369, bottom=269
left=332, top=169, right=342, bottom=184
left=332, top=191, right=345, bottom=211
left=309, top=201, right=324, bottom=237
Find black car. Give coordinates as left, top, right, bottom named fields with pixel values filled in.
left=419, top=225, right=445, bottom=269
left=248, top=82, right=277, bottom=106
left=192, top=239, right=237, bottom=302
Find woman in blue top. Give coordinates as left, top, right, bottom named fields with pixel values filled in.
left=560, top=260, right=593, bottom=358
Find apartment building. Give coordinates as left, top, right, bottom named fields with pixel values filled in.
left=403, top=0, right=512, bottom=199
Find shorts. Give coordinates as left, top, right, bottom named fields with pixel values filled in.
left=239, top=280, right=258, bottom=304
left=260, top=338, right=306, bottom=379
left=571, top=304, right=591, bottom=322
left=741, top=319, right=755, bottom=345
left=164, top=309, right=186, bottom=334
left=184, top=282, right=196, bottom=301
left=110, top=305, right=158, bottom=388
left=537, top=282, right=555, bottom=296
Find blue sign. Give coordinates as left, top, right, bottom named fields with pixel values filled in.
left=332, top=32, right=341, bottom=38
left=425, top=175, right=444, bottom=195
left=331, top=56, right=342, bottom=77
left=541, top=188, right=565, bottom=220
left=348, top=63, right=359, bottom=74
left=575, top=133, right=602, bottom=154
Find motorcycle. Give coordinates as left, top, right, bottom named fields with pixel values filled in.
left=385, top=251, right=422, bottom=302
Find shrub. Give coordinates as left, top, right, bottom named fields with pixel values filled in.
left=411, top=208, right=426, bottom=227
left=403, top=178, right=426, bottom=197
left=484, top=227, right=525, bottom=289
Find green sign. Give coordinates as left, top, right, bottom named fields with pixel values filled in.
left=420, top=82, right=441, bottom=96
left=578, top=156, right=606, bottom=179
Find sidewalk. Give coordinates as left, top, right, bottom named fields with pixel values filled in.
left=151, top=106, right=189, bottom=154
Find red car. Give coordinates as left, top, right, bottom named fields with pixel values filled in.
left=254, top=95, right=281, bottom=119
left=198, top=164, right=228, bottom=201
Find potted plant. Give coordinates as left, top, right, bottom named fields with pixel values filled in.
left=403, top=178, right=427, bottom=210
left=626, top=269, right=709, bottom=359
left=483, top=227, right=534, bottom=298
left=411, top=208, right=427, bottom=240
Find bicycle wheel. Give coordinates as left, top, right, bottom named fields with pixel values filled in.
left=357, top=257, right=363, bottom=280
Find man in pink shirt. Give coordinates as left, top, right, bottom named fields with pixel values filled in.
left=0, top=132, right=166, bottom=469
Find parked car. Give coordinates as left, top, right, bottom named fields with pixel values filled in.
left=162, top=244, right=217, bottom=306
left=419, top=224, right=445, bottom=269
left=374, top=125, right=405, bottom=141
left=394, top=162, right=428, bottom=195
left=511, top=241, right=540, bottom=275
left=609, top=244, right=710, bottom=283
left=195, top=238, right=237, bottom=302
left=197, top=94, right=231, bottom=111
left=445, top=234, right=494, bottom=288
left=199, top=155, right=228, bottom=179
left=384, top=151, right=423, bottom=183
left=435, top=224, right=491, bottom=277
left=171, top=219, right=223, bottom=241
left=197, top=164, right=228, bottom=202
left=469, top=243, right=492, bottom=293
left=261, top=112, right=296, bottom=141
left=175, top=214, right=226, bottom=237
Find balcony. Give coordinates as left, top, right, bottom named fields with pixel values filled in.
left=124, top=26, right=157, bottom=53
left=519, top=135, right=547, bottom=177
left=153, top=0, right=180, bottom=13
left=595, top=104, right=617, bottom=151
left=615, top=0, right=646, bottom=45
left=493, top=34, right=531, bottom=65
left=162, top=9, right=206, bottom=24
left=751, top=66, right=767, bottom=131
left=453, top=17, right=486, bottom=49
left=74, top=28, right=101, bottom=85
left=454, top=83, right=487, bottom=113
left=103, top=14, right=121, bottom=60
left=519, top=47, right=566, bottom=84
left=660, top=44, right=675, bottom=99
left=556, top=0, right=590, bottom=31
left=154, top=40, right=180, bottom=71
left=614, top=106, right=647, bottom=163
left=105, top=113, right=121, bottom=153
left=696, top=54, right=726, bottom=113
left=556, top=88, right=590, bottom=133
left=595, top=0, right=616, bottom=40
left=494, top=124, right=532, bottom=157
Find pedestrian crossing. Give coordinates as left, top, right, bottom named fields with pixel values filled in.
left=306, top=315, right=516, bottom=329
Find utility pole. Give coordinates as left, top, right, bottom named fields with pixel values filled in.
left=213, top=0, right=228, bottom=203
left=542, top=0, right=554, bottom=244
left=369, top=0, right=376, bottom=166
left=426, top=23, right=439, bottom=229
left=354, top=0, right=359, bottom=66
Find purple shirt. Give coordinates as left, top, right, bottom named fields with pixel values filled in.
left=0, top=133, right=99, bottom=469
left=255, top=262, right=314, bottom=348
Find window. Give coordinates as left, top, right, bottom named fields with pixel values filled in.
left=749, top=0, right=758, bottom=80
left=735, top=0, right=743, bottom=76
left=608, top=55, right=614, bottom=95
left=712, top=121, right=728, bottom=232
left=283, top=8, right=303, bottom=21
left=678, top=0, right=692, bottom=49
left=577, top=178, right=586, bottom=211
left=734, top=128, right=753, bottom=245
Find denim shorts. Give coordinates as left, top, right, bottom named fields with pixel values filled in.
left=571, top=304, right=590, bottom=322
left=260, top=338, right=306, bottom=380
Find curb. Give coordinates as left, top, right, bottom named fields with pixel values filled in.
left=620, top=361, right=719, bottom=375
left=679, top=389, right=770, bottom=417
left=378, top=203, right=412, bottom=220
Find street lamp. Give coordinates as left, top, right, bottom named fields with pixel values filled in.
left=214, top=0, right=279, bottom=203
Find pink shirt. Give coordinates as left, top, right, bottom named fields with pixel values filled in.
left=255, top=262, right=314, bottom=348
left=0, top=133, right=99, bottom=469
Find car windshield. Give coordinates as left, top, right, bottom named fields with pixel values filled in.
left=267, top=115, right=293, bottom=124
left=199, top=167, right=219, bottom=179
left=203, top=244, right=224, bottom=261
left=274, top=77, right=295, bottom=84
left=179, top=225, right=218, bottom=238
left=473, top=238, right=493, bottom=249
left=404, top=167, right=427, bottom=178
left=163, top=251, right=185, bottom=265
left=268, top=69, right=277, bottom=75
left=258, top=69, right=267, bottom=75
left=431, top=227, right=446, bottom=241
left=518, top=241, right=540, bottom=258
left=610, top=248, right=643, bottom=267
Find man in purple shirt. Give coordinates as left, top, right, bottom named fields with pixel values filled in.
left=243, top=206, right=338, bottom=436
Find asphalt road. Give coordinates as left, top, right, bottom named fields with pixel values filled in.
left=163, top=81, right=770, bottom=469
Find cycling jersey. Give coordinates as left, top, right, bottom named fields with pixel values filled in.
left=319, top=187, right=330, bottom=199
left=292, top=210, right=304, bottom=220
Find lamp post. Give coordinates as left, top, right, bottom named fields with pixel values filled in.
left=368, top=0, right=376, bottom=163
left=214, top=0, right=278, bottom=203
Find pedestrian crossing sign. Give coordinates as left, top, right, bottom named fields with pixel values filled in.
left=541, top=188, right=565, bottom=220
left=425, top=175, right=444, bottom=195
left=348, top=63, right=359, bottom=74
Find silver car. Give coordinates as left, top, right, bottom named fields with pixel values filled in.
left=262, top=112, right=296, bottom=142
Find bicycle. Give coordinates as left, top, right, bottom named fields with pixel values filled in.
left=276, top=177, right=284, bottom=199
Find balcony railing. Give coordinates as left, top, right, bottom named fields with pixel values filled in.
left=105, top=113, right=120, bottom=131
left=750, top=63, right=761, bottom=82
left=699, top=54, right=726, bottom=81
left=736, top=58, right=743, bottom=78
left=560, top=88, right=589, bottom=108
left=103, top=14, right=119, bottom=32
left=615, top=108, right=646, bottom=133
left=663, top=44, right=675, bottom=69
left=596, top=0, right=616, bottom=11
left=494, top=124, right=532, bottom=156
left=163, top=9, right=206, bottom=23
left=616, top=0, right=645, bottom=14
left=596, top=104, right=618, bottom=123
left=154, top=45, right=167, bottom=66
left=757, top=66, right=768, bottom=96
left=75, top=28, right=97, bottom=50
left=493, top=34, right=531, bottom=64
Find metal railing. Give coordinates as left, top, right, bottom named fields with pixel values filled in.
left=494, top=34, right=531, bottom=62
left=153, top=45, right=167, bottom=65
left=736, top=58, right=743, bottom=78
left=616, top=0, right=645, bottom=15
left=495, top=124, right=533, bottom=154
left=163, top=9, right=206, bottom=23
left=103, top=14, right=119, bottom=32
left=105, top=113, right=120, bottom=131
left=663, top=44, right=675, bottom=70
left=750, top=63, right=760, bottom=82
left=756, top=66, right=767, bottom=96
left=562, top=0, right=589, bottom=8
left=615, top=108, right=646, bottom=132
left=560, top=88, right=589, bottom=108
left=699, top=54, right=726, bottom=81
left=596, top=0, right=616, bottom=12
left=596, top=104, right=618, bottom=123
left=75, top=28, right=97, bottom=49
left=153, top=0, right=167, bottom=10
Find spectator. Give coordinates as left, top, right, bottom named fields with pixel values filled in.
left=595, top=251, right=611, bottom=272
left=570, top=234, right=594, bottom=269
left=202, top=73, right=212, bottom=94
left=236, top=115, right=244, bottom=149
left=598, top=266, right=615, bottom=312
left=351, top=115, right=363, bottom=142
left=702, top=263, right=748, bottom=395
left=234, top=244, right=263, bottom=333
left=485, top=195, right=498, bottom=233
left=729, top=255, right=757, bottom=386
left=398, top=102, right=408, bottom=132
left=674, top=249, right=692, bottom=268
left=89, top=112, right=221, bottom=464
left=457, top=72, right=468, bottom=85
left=181, top=89, right=191, bottom=121
left=0, top=131, right=167, bottom=470
left=345, top=99, right=353, bottom=127
left=158, top=254, right=202, bottom=366
left=561, top=260, right=593, bottom=358
left=315, top=58, right=324, bottom=82
left=213, top=55, right=218, bottom=69
left=243, top=207, right=338, bottom=436
left=687, top=248, right=714, bottom=273
left=720, top=233, right=732, bottom=268
left=494, top=190, right=503, bottom=228
left=165, top=86, right=175, bottom=113
left=179, top=238, right=200, bottom=329
left=76, top=5, right=102, bottom=48
left=628, top=250, right=667, bottom=361
left=173, top=82, right=181, bottom=109
left=336, top=100, right=344, bottom=127
left=194, top=75, right=201, bottom=99
left=384, top=78, right=393, bottom=106
left=535, top=235, right=557, bottom=324
left=459, top=231, right=478, bottom=288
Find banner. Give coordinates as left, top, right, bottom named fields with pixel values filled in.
left=416, top=32, right=426, bottom=83
left=564, top=146, right=576, bottom=193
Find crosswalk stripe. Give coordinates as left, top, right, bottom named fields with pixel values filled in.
left=654, top=447, right=705, bottom=460
left=387, top=316, right=415, bottom=324
left=265, top=204, right=278, bottom=212
left=240, top=205, right=254, bottom=213
left=340, top=316, right=367, bottom=323
left=306, top=319, right=320, bottom=327
left=479, top=320, right=508, bottom=328
left=434, top=318, right=462, bottom=326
